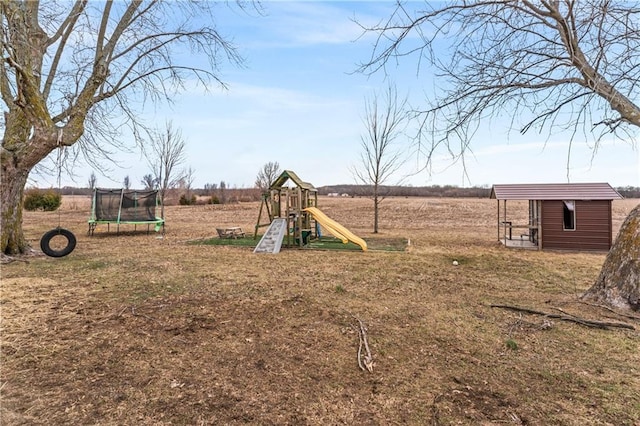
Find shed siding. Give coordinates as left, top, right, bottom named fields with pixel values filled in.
left=541, top=200, right=612, bottom=251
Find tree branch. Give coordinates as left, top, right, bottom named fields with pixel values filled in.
left=490, top=304, right=635, bottom=330
left=43, top=0, right=87, bottom=101
left=356, top=0, right=640, bottom=169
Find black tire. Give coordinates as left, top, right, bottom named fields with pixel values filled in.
left=40, top=228, right=77, bottom=258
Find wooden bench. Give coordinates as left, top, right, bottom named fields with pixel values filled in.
left=216, top=227, right=245, bottom=239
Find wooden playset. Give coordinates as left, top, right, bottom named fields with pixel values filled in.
left=254, top=170, right=319, bottom=248
left=253, top=170, right=367, bottom=253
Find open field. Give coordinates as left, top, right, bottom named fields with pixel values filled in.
left=2, top=196, right=639, bottom=425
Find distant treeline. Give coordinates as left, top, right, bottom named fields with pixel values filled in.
left=317, top=184, right=492, bottom=198
left=58, top=186, right=263, bottom=204
left=616, top=186, right=640, bottom=198
left=319, top=184, right=640, bottom=199
left=57, top=184, right=640, bottom=199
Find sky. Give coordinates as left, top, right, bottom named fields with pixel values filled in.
left=37, top=1, right=639, bottom=190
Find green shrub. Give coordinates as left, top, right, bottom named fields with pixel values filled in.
left=24, top=189, right=62, bottom=211
left=505, top=339, right=518, bottom=350
left=179, top=194, right=197, bottom=205
left=209, top=195, right=220, bottom=204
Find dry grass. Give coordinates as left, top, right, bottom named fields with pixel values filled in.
left=2, top=197, right=639, bottom=425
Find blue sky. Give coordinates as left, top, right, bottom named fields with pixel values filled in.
left=42, top=1, right=639, bottom=189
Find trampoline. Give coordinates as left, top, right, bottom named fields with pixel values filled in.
left=88, top=188, right=164, bottom=235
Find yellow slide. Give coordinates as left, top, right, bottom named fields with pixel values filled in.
left=304, top=207, right=368, bottom=251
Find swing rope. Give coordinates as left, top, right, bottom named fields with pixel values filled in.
left=40, top=127, right=76, bottom=258
left=56, top=128, right=64, bottom=228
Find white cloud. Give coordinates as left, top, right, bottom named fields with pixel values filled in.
left=234, top=2, right=389, bottom=49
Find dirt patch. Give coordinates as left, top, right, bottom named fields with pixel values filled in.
left=2, top=197, right=639, bottom=425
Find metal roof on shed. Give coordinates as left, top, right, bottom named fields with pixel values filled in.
left=490, top=183, right=622, bottom=200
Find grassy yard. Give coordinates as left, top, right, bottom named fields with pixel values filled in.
left=2, top=196, right=639, bottom=425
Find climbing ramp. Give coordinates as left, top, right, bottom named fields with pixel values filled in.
left=253, top=218, right=287, bottom=254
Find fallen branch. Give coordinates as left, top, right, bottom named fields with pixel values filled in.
left=351, top=317, right=374, bottom=372
left=577, top=300, right=640, bottom=321
left=98, top=305, right=165, bottom=326
left=97, top=306, right=129, bottom=324
left=490, top=304, right=635, bottom=330
left=131, top=305, right=165, bottom=327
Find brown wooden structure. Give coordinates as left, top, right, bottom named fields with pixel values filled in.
left=254, top=170, right=319, bottom=247
left=490, top=183, right=622, bottom=251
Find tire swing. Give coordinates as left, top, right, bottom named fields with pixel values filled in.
left=40, top=130, right=77, bottom=258
left=40, top=227, right=76, bottom=257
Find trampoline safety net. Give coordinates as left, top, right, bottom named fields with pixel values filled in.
left=92, top=188, right=160, bottom=222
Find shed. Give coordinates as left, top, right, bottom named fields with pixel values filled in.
left=490, top=183, right=622, bottom=251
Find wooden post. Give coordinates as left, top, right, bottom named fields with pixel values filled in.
left=537, top=200, right=543, bottom=249
left=254, top=196, right=265, bottom=239
left=503, top=200, right=507, bottom=246
left=497, top=199, right=500, bottom=242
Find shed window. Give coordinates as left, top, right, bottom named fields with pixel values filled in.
left=563, top=201, right=575, bottom=230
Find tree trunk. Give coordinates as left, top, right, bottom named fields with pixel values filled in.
left=582, top=203, right=640, bottom=311
left=2, top=121, right=63, bottom=255
left=373, top=186, right=379, bottom=234
left=1, top=161, right=30, bottom=255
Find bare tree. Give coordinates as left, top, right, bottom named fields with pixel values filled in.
left=141, top=174, right=157, bottom=191
left=144, top=121, right=187, bottom=219
left=358, top=1, right=639, bottom=310
left=204, top=182, right=218, bottom=196
left=255, top=161, right=281, bottom=193
left=1, top=1, right=246, bottom=255
left=352, top=84, right=408, bottom=233
left=184, top=166, right=196, bottom=197
left=219, top=180, right=227, bottom=204
left=87, top=172, right=97, bottom=192
left=175, top=166, right=196, bottom=203
left=123, top=175, right=131, bottom=190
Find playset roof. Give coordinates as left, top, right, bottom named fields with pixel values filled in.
left=270, top=170, right=317, bottom=191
